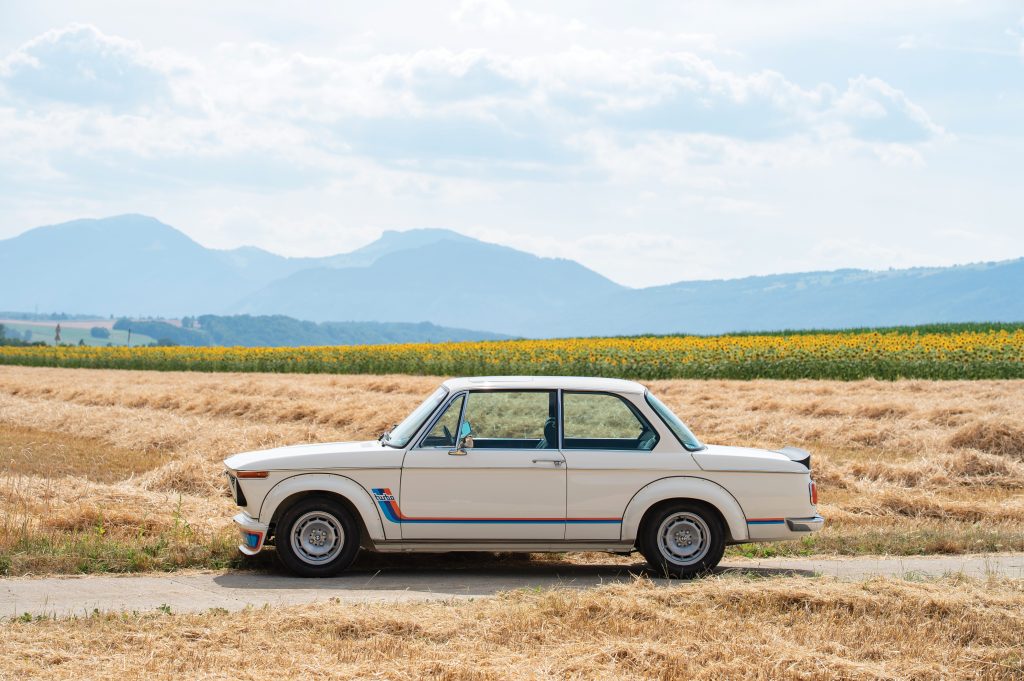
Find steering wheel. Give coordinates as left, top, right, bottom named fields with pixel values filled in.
left=443, top=425, right=453, bottom=444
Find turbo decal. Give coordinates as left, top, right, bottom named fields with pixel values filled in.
left=371, top=488, right=620, bottom=525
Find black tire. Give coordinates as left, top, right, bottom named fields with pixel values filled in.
left=275, top=495, right=360, bottom=577
left=640, top=501, right=725, bottom=578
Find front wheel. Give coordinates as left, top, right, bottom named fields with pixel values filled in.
left=276, top=496, right=360, bottom=577
left=640, top=502, right=725, bottom=578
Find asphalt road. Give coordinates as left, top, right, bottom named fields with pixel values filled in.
left=4, top=553, right=1022, bottom=619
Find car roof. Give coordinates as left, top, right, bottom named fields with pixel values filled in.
left=441, top=376, right=648, bottom=394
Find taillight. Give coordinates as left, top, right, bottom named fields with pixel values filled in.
left=809, top=481, right=818, bottom=505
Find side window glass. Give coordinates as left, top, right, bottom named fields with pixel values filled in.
left=563, top=392, right=658, bottom=451
left=462, top=391, right=557, bottom=449
left=420, top=394, right=464, bottom=447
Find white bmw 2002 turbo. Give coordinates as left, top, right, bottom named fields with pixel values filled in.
left=224, top=376, right=823, bottom=578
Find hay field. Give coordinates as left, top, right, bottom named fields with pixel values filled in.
left=1, top=366, right=1023, bottom=575
left=3, top=577, right=1022, bottom=680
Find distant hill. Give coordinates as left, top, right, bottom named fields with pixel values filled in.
left=2, top=214, right=1022, bottom=337
left=0, top=215, right=473, bottom=316
left=232, top=238, right=623, bottom=334
left=112, top=315, right=509, bottom=347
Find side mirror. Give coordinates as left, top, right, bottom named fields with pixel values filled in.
left=450, top=422, right=473, bottom=455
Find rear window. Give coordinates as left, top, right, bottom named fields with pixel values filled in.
left=562, top=392, right=658, bottom=451
left=645, top=391, right=704, bottom=451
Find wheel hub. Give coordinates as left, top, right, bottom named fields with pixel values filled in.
left=290, top=511, right=345, bottom=565
left=656, top=511, right=712, bottom=566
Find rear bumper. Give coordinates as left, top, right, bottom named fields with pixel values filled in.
left=233, top=512, right=270, bottom=556
left=786, top=515, right=825, bottom=532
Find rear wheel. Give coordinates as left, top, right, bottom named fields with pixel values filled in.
left=640, top=502, right=725, bottom=578
left=276, top=496, right=360, bottom=577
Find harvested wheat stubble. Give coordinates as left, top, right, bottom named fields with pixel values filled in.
left=1, top=366, right=1023, bottom=575
left=2, top=576, right=1022, bottom=680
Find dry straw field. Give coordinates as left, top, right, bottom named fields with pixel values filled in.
left=3, top=576, right=1023, bottom=680
left=1, top=366, right=1022, bottom=574
left=2, top=366, right=1023, bottom=679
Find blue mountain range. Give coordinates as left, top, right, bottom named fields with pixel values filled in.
left=1, top=214, right=1021, bottom=337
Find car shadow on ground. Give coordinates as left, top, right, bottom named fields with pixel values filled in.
left=214, top=550, right=815, bottom=595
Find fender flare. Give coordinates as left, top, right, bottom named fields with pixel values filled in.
left=620, top=476, right=749, bottom=543
left=258, top=473, right=386, bottom=543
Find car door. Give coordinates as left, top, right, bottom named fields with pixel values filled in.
left=399, top=389, right=566, bottom=540
left=561, top=391, right=673, bottom=540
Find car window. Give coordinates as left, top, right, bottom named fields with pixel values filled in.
left=420, top=394, right=464, bottom=447
left=462, top=390, right=557, bottom=449
left=645, top=391, right=704, bottom=451
left=385, top=386, right=448, bottom=447
left=562, top=392, right=658, bottom=451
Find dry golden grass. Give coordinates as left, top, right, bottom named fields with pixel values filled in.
left=0, top=425, right=163, bottom=482
left=0, top=366, right=1022, bottom=575
left=2, top=576, right=1022, bottom=680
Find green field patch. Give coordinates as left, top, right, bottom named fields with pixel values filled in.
left=1, top=321, right=155, bottom=347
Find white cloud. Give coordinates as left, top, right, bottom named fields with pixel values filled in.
left=451, top=0, right=516, bottom=29
left=832, top=76, right=946, bottom=142
left=0, top=3, right=1021, bottom=287
left=0, top=24, right=947, bottom=191
left=0, top=25, right=183, bottom=111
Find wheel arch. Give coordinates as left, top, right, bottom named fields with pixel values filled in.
left=259, top=474, right=386, bottom=544
left=620, top=476, right=749, bottom=545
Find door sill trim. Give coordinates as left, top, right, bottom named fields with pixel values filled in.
left=370, top=540, right=635, bottom=553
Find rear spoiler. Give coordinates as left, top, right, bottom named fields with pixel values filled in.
left=777, top=446, right=811, bottom=469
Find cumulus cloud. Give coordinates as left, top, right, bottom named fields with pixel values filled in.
left=0, top=22, right=951, bottom=243
left=451, top=0, right=516, bottom=29
left=0, top=25, right=175, bottom=110
left=832, top=76, right=945, bottom=142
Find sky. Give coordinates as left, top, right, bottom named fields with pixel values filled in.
left=0, top=1, right=1021, bottom=288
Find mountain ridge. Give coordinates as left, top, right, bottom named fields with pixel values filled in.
left=2, top=214, right=1021, bottom=337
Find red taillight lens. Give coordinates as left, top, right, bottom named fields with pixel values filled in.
left=809, top=481, right=818, bottom=505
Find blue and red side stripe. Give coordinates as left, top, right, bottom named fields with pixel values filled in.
left=371, top=488, right=620, bottom=525
left=746, top=518, right=785, bottom=525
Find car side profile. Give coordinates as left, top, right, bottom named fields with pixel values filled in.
left=224, top=376, right=823, bottom=577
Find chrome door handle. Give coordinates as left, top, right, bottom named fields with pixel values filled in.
left=532, top=458, right=564, bottom=466
left=448, top=449, right=468, bottom=456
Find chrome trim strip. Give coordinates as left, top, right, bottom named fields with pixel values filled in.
left=785, top=515, right=825, bottom=532
left=370, top=540, right=635, bottom=553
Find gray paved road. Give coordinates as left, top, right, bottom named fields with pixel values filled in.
left=3, top=553, right=1022, bottom=618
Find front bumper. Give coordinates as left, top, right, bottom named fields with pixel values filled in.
left=233, top=512, right=270, bottom=556
left=786, top=515, right=825, bottom=532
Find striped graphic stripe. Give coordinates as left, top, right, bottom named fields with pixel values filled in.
left=371, top=488, right=621, bottom=525
left=746, top=517, right=785, bottom=525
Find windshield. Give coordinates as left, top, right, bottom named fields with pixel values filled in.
left=645, top=391, right=705, bottom=451
left=385, top=386, right=449, bottom=447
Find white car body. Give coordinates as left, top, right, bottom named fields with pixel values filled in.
left=224, top=376, right=822, bottom=575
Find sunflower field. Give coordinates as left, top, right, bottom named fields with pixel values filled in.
left=1, top=328, right=1022, bottom=379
